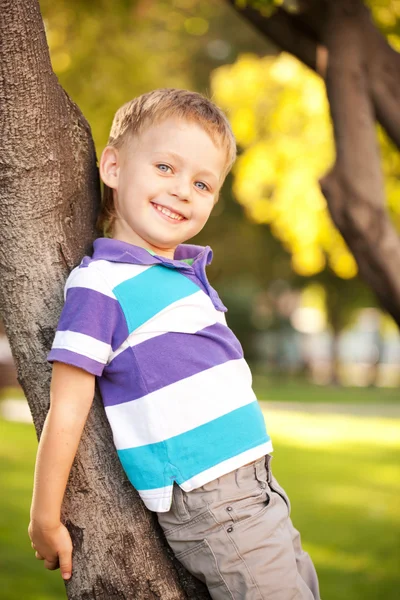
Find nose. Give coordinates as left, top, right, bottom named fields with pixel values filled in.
left=169, top=175, right=191, bottom=202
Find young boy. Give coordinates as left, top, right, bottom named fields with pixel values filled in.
left=29, top=88, right=320, bottom=599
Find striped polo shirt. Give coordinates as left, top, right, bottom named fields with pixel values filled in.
left=47, top=237, right=272, bottom=512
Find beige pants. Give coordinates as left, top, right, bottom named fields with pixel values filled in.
left=157, top=455, right=320, bottom=600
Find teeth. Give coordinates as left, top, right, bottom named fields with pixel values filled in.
left=154, top=204, right=184, bottom=221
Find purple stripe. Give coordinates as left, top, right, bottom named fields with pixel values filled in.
left=178, top=271, right=227, bottom=312
left=47, top=348, right=104, bottom=376
left=59, top=287, right=128, bottom=351
left=98, top=346, right=148, bottom=406
left=101, top=322, right=243, bottom=407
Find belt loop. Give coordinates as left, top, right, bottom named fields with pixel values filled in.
left=254, top=457, right=267, bottom=486
left=172, top=483, right=191, bottom=522
left=265, top=454, right=272, bottom=484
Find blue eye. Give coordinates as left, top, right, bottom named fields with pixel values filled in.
left=195, top=181, right=208, bottom=191
left=156, top=164, right=171, bottom=173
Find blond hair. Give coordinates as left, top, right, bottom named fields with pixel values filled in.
left=97, top=88, right=237, bottom=236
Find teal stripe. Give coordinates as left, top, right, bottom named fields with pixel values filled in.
left=117, top=401, right=269, bottom=491
left=113, top=265, right=200, bottom=333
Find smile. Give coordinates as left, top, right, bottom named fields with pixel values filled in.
left=151, top=202, right=186, bottom=222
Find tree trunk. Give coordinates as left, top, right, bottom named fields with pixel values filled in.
left=320, top=0, right=400, bottom=325
left=0, top=1, right=210, bottom=598
left=325, top=287, right=342, bottom=386
left=227, top=0, right=400, bottom=328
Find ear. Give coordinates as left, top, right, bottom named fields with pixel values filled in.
left=99, top=146, right=120, bottom=190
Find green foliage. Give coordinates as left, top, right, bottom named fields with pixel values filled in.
left=211, top=53, right=358, bottom=279
left=366, top=0, right=400, bottom=49
left=235, top=0, right=278, bottom=16
left=40, top=0, right=199, bottom=151
left=39, top=0, right=269, bottom=152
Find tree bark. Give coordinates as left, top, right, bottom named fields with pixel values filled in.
left=320, top=0, right=400, bottom=325
left=227, top=0, right=400, bottom=327
left=0, top=1, right=210, bottom=598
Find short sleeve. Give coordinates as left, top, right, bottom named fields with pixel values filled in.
left=47, top=264, right=128, bottom=376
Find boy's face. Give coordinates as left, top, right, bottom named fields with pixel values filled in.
left=100, top=117, right=228, bottom=258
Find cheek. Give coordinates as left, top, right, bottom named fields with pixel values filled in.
left=120, top=170, right=151, bottom=193
left=197, top=201, right=214, bottom=221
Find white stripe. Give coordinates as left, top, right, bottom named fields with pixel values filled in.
left=93, top=259, right=152, bottom=289
left=137, top=484, right=174, bottom=499
left=180, top=441, right=273, bottom=492
left=138, top=486, right=174, bottom=512
left=217, top=311, right=228, bottom=326
left=137, top=443, right=274, bottom=512
left=51, top=331, right=111, bottom=364
left=108, top=290, right=223, bottom=362
left=106, top=359, right=256, bottom=450
left=66, top=261, right=153, bottom=300
left=66, top=264, right=115, bottom=299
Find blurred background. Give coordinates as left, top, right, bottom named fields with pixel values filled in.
left=1, top=0, right=399, bottom=598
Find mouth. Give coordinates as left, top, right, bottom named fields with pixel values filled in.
left=151, top=202, right=187, bottom=223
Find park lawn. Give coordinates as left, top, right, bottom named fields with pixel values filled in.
left=1, top=409, right=399, bottom=600
left=252, top=374, right=400, bottom=404
left=0, top=419, right=65, bottom=600
left=263, top=407, right=400, bottom=600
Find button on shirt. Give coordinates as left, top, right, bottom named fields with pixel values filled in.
left=47, top=237, right=272, bottom=512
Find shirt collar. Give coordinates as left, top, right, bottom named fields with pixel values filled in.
left=91, top=237, right=213, bottom=270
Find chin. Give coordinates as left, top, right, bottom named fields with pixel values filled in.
left=146, top=237, right=181, bottom=248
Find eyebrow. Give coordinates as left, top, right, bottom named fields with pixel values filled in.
left=152, top=151, right=219, bottom=183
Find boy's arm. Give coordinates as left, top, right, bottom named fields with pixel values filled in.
left=29, top=362, right=95, bottom=580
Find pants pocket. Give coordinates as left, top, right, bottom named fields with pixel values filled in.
left=175, top=539, right=232, bottom=596
left=223, top=485, right=271, bottom=528
left=269, top=474, right=291, bottom=516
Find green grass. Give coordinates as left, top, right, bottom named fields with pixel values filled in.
left=1, top=410, right=399, bottom=600
left=0, top=419, right=66, bottom=599
left=252, top=374, right=400, bottom=404
left=263, top=408, right=400, bottom=600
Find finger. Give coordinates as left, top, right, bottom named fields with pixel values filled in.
left=31, top=542, right=36, bottom=549
left=44, top=558, right=60, bottom=571
left=59, top=548, right=73, bottom=580
left=35, top=551, right=44, bottom=560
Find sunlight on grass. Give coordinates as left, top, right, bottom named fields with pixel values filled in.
left=315, top=482, right=399, bottom=520
left=305, top=542, right=388, bottom=575
left=262, top=408, right=400, bottom=449
left=260, top=408, right=400, bottom=599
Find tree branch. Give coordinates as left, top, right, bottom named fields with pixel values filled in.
left=320, top=0, right=400, bottom=324
left=360, top=5, right=400, bottom=149
left=225, top=0, right=319, bottom=72
left=226, top=0, right=400, bottom=150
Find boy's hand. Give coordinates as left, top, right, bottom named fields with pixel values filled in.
left=28, top=520, right=73, bottom=580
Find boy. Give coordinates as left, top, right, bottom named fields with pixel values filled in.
left=29, top=88, right=320, bottom=599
